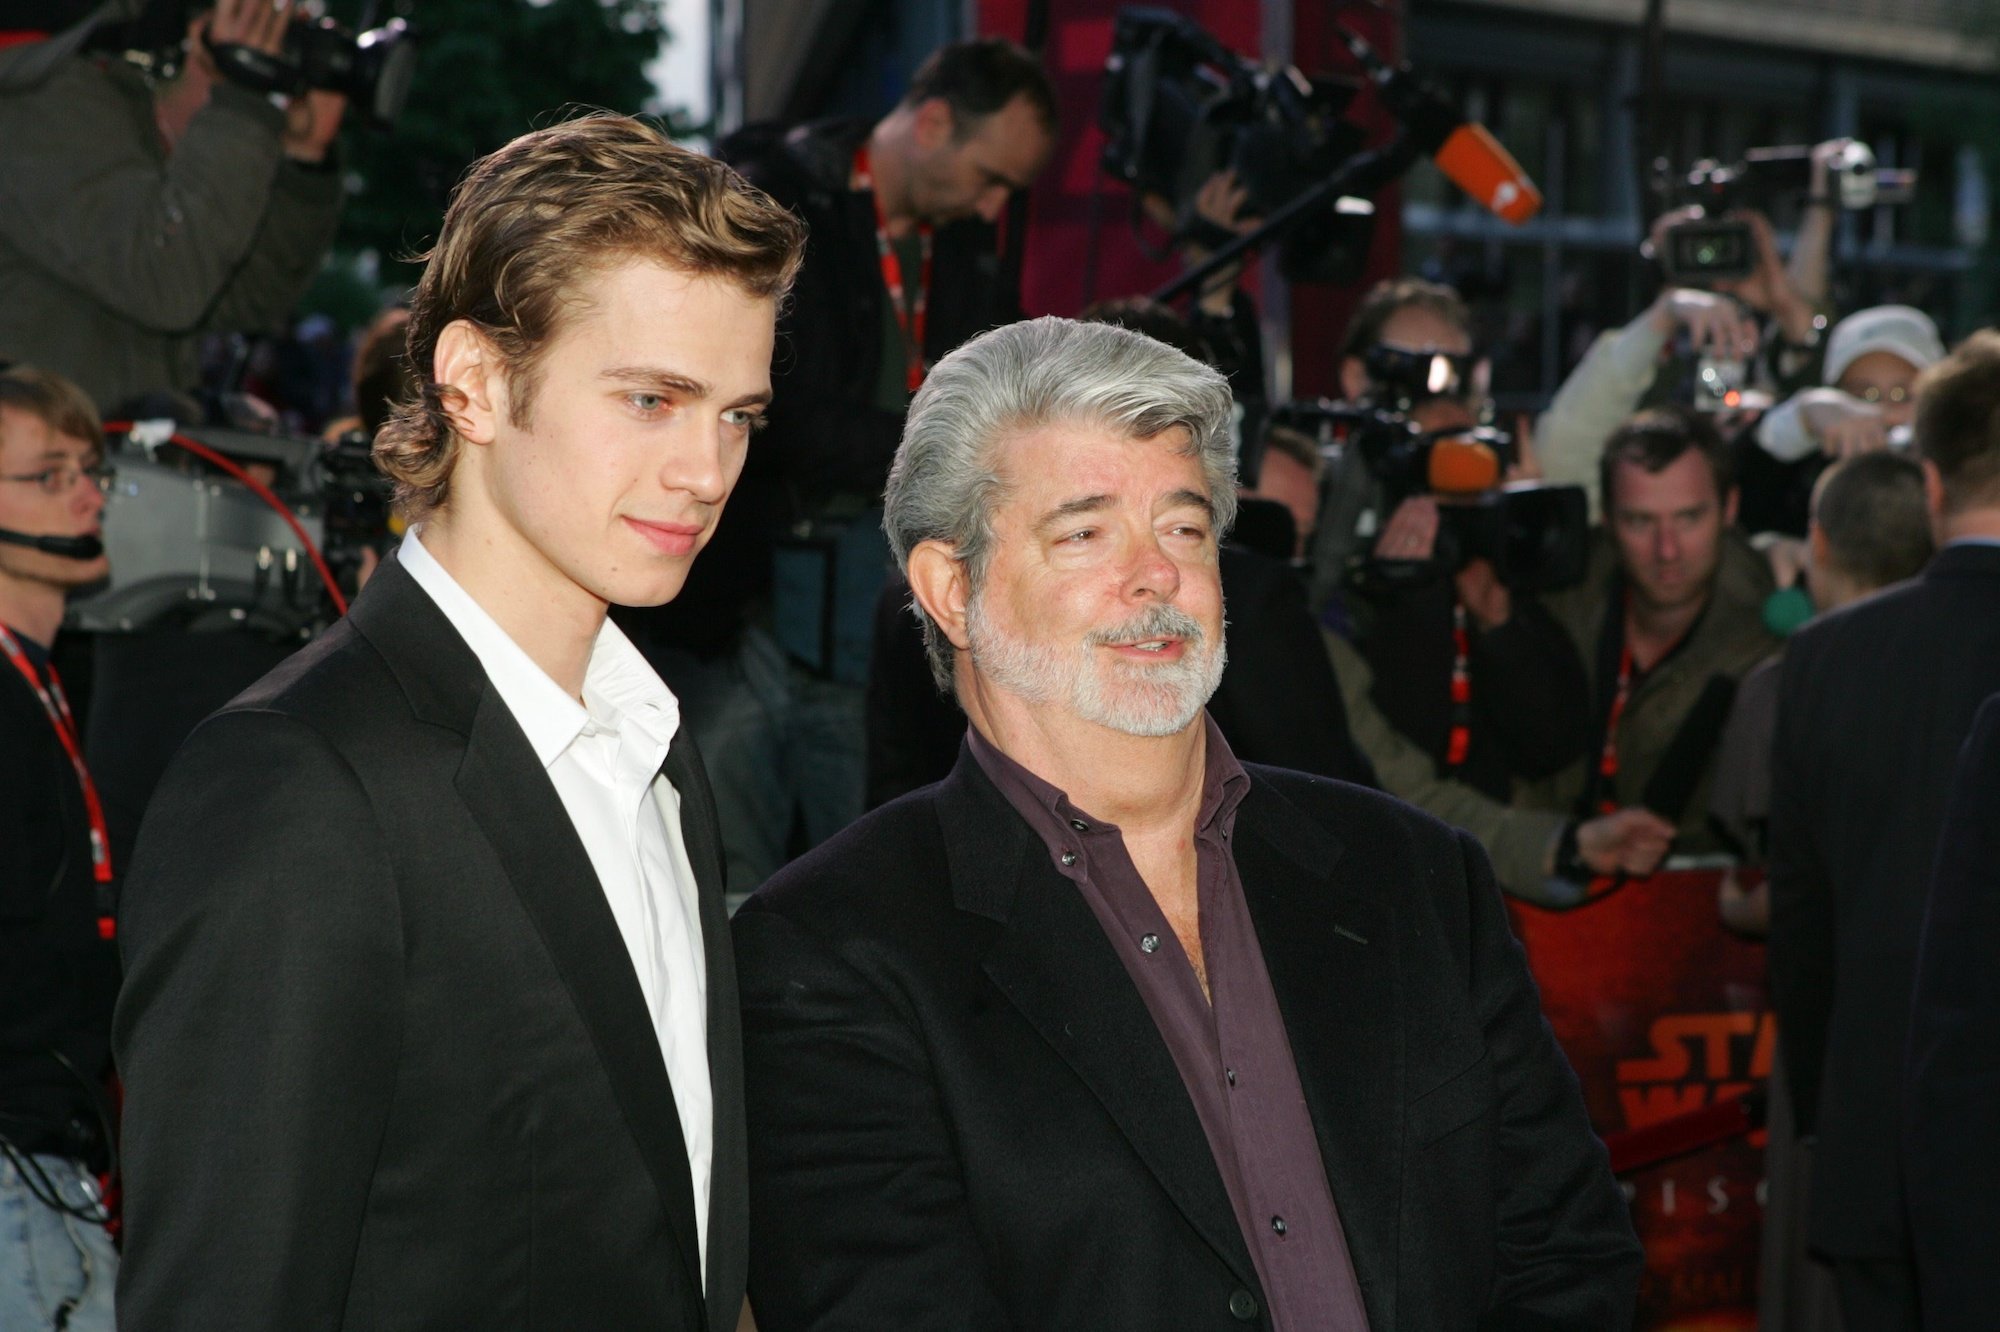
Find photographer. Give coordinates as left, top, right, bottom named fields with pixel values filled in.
left=0, top=0, right=346, bottom=413
left=1536, top=141, right=1851, bottom=519
left=0, top=366, right=119, bottom=1331
left=1737, top=304, right=1944, bottom=533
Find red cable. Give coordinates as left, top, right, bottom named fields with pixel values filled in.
left=103, top=421, right=349, bottom=617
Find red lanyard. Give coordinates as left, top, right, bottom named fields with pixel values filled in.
left=1594, top=637, right=1637, bottom=817
left=1444, top=602, right=1473, bottom=771
left=0, top=625, right=115, bottom=934
left=853, top=144, right=933, bottom=395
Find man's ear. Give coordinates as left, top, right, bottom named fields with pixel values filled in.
left=1723, top=484, right=1740, bottom=528
left=433, top=320, right=503, bottom=448
left=911, top=96, right=957, bottom=153
left=1339, top=355, right=1369, bottom=404
left=906, top=540, right=972, bottom=654
left=1921, top=458, right=1948, bottom=522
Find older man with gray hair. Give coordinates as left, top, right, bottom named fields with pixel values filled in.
left=734, top=317, right=1639, bottom=1332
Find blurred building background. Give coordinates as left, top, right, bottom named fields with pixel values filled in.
left=702, top=0, right=1999, bottom=408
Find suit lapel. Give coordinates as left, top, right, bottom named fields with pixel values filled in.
left=450, top=651, right=706, bottom=1307
left=943, top=759, right=1259, bottom=1291
left=1232, top=779, right=1402, bottom=1322
left=664, top=731, right=746, bottom=1331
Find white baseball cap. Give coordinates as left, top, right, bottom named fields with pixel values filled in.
left=1824, top=305, right=1946, bottom=386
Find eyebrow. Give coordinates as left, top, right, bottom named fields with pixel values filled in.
left=1032, top=488, right=1215, bottom=536
left=600, top=366, right=773, bottom=410
left=1034, top=493, right=1113, bottom=536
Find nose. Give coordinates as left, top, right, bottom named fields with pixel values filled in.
left=74, top=471, right=107, bottom=522
left=1121, top=530, right=1182, bottom=604
left=659, top=419, right=731, bottom=507
left=1654, top=522, right=1682, bottom=565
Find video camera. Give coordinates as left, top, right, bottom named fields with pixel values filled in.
left=80, top=0, right=417, bottom=129
left=206, top=9, right=415, bottom=130
left=1655, top=141, right=1915, bottom=284
left=1098, top=7, right=1375, bottom=283
left=1273, top=346, right=1589, bottom=594
left=67, top=421, right=395, bottom=638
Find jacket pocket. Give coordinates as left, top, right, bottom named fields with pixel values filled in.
left=1408, top=1051, right=1495, bottom=1146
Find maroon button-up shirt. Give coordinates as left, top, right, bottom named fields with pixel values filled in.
left=968, top=717, right=1372, bottom=1332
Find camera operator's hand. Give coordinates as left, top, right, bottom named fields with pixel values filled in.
left=207, top=0, right=290, bottom=60
left=1575, top=807, right=1676, bottom=878
left=1724, top=210, right=1819, bottom=345
left=1374, top=495, right=1440, bottom=564
left=1797, top=387, right=1890, bottom=457
left=1452, top=558, right=1511, bottom=631
left=1646, top=287, right=1759, bottom=362
left=282, top=89, right=349, bottom=165
left=1146, top=171, right=1261, bottom=315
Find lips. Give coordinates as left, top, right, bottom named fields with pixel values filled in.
left=623, top=516, right=703, bottom=557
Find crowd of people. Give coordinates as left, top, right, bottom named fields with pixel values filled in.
left=3, top=10, right=1997, bottom=1332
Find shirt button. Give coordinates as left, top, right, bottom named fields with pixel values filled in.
left=1059, top=850, right=1077, bottom=867
left=1068, top=818, right=1089, bottom=832
left=1225, top=1067, right=1237, bottom=1087
left=1140, top=933, right=1160, bottom=954
left=1270, top=1215, right=1287, bottom=1236
left=1228, top=1289, right=1259, bottom=1321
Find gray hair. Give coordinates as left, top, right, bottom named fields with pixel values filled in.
left=883, top=315, right=1238, bottom=690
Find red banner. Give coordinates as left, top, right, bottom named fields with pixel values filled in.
left=1510, top=869, right=1769, bottom=1331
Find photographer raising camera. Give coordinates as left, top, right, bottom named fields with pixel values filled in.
left=0, top=0, right=348, bottom=414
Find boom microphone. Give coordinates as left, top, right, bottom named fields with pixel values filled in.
left=0, top=526, right=103, bottom=559
left=1337, top=26, right=1543, bottom=225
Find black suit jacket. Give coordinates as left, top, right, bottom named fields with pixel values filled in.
left=736, top=747, right=1639, bottom=1331
left=113, top=557, right=745, bottom=1331
left=1903, top=690, right=2000, bottom=1329
left=1769, top=542, right=2000, bottom=1260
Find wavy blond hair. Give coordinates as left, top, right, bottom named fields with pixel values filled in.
left=373, top=112, right=805, bottom=517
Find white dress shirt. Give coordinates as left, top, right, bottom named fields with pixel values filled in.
left=399, top=528, right=712, bottom=1280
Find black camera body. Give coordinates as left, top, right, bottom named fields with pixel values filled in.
left=1273, top=394, right=1590, bottom=595
left=205, top=12, right=416, bottom=129
left=1656, top=142, right=1915, bottom=284
left=1098, top=7, right=1373, bottom=283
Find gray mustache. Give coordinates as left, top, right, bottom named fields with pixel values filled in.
left=1085, top=604, right=1206, bottom=649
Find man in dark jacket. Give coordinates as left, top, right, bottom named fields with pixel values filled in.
left=1770, top=329, right=2000, bottom=1331
left=0, top=0, right=346, bottom=412
left=0, top=365, right=120, bottom=1330
left=737, top=317, right=1641, bottom=1331
left=623, top=39, right=1056, bottom=894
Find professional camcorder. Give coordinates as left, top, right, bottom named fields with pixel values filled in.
left=1274, top=347, right=1589, bottom=594
left=77, top=0, right=417, bottom=129
left=67, top=421, right=395, bottom=638
left=1098, top=7, right=1375, bottom=283
left=205, top=9, right=415, bottom=129
left=1654, top=141, right=1915, bottom=284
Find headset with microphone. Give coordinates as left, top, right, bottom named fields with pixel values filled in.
left=0, top=527, right=104, bottom=560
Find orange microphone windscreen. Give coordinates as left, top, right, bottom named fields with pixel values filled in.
left=1428, top=435, right=1503, bottom=495
left=1434, top=123, right=1543, bottom=226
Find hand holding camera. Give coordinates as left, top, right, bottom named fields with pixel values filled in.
left=1796, top=387, right=1892, bottom=458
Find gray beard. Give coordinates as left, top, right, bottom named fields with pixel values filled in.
left=965, top=595, right=1226, bottom=738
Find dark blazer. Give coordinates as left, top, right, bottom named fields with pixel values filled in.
left=113, top=556, right=745, bottom=1331
left=1903, top=690, right=2000, bottom=1330
left=736, top=746, right=1640, bottom=1331
left=1769, top=542, right=2000, bottom=1260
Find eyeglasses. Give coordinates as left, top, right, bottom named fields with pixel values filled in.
left=0, top=462, right=115, bottom=496
left=1850, top=384, right=1911, bottom=405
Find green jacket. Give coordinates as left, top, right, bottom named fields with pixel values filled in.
left=1326, top=530, right=1777, bottom=904
left=0, top=52, right=344, bottom=410
left=1523, top=529, right=1780, bottom=853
